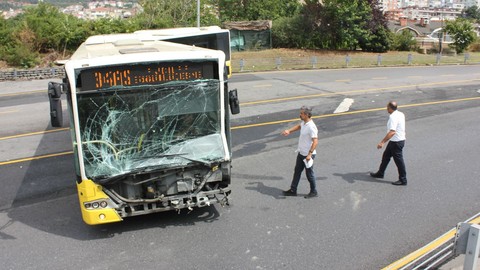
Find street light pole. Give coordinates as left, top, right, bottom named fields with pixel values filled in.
left=197, top=0, right=200, bottom=28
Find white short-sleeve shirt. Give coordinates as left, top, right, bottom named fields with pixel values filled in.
left=387, top=110, right=406, bottom=142
left=297, top=120, right=318, bottom=156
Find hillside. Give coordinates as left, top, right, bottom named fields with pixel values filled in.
left=0, top=0, right=137, bottom=11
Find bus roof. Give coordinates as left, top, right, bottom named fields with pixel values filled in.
left=83, top=26, right=229, bottom=46
left=134, top=26, right=228, bottom=38
left=71, top=35, right=219, bottom=61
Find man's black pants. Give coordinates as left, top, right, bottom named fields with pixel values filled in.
left=378, top=140, right=407, bottom=182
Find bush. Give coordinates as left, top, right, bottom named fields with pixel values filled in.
left=2, top=44, right=39, bottom=68
left=468, top=41, right=480, bottom=52
left=391, top=30, right=417, bottom=51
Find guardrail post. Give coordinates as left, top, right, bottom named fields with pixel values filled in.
left=464, top=53, right=470, bottom=64
left=408, top=54, right=412, bottom=65
left=275, top=57, right=282, bottom=70
left=239, top=59, right=245, bottom=72
left=346, top=54, right=351, bottom=67
left=13, top=69, right=17, bottom=79
left=436, top=53, right=441, bottom=65
left=377, top=54, right=382, bottom=66
left=454, top=223, right=480, bottom=270
left=464, top=224, right=480, bottom=270
left=311, top=56, right=317, bottom=68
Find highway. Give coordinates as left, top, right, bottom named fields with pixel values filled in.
left=1, top=65, right=479, bottom=269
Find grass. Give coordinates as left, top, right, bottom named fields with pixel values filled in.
left=231, top=49, right=480, bottom=73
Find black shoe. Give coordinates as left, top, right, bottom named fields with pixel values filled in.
left=392, top=180, right=407, bottom=186
left=304, top=192, right=318, bottom=199
left=370, top=172, right=384, bottom=179
left=283, top=189, right=297, bottom=196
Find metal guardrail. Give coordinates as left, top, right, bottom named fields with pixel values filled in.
left=383, top=213, right=480, bottom=270
left=233, top=52, right=480, bottom=73
left=1, top=52, right=479, bottom=81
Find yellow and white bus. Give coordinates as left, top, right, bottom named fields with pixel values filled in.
left=48, top=29, right=240, bottom=225
left=134, top=26, right=232, bottom=77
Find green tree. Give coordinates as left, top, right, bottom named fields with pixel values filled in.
left=84, top=17, right=133, bottom=35
left=58, top=15, right=89, bottom=57
left=317, top=0, right=371, bottom=50
left=357, top=0, right=391, bottom=52
left=219, top=0, right=301, bottom=22
left=135, top=0, right=198, bottom=28
left=272, top=16, right=313, bottom=48
left=463, top=5, right=480, bottom=22
left=444, top=18, right=477, bottom=53
left=21, top=2, right=66, bottom=52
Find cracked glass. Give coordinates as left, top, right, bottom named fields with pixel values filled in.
left=76, top=80, right=224, bottom=181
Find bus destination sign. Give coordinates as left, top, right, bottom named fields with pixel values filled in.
left=80, top=61, right=216, bottom=91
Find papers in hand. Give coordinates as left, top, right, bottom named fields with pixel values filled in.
left=303, top=158, right=313, bottom=169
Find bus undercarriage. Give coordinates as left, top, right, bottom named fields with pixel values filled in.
left=99, top=162, right=231, bottom=217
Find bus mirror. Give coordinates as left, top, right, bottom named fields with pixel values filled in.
left=229, top=89, right=240, bottom=115
left=48, top=82, right=64, bottom=99
left=49, top=99, right=63, bottom=127
left=48, top=82, right=65, bottom=127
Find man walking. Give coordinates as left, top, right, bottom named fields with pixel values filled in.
left=282, top=106, right=319, bottom=198
left=370, top=101, right=407, bottom=186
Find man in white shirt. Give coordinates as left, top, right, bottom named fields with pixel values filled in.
left=370, top=101, right=407, bottom=185
left=281, top=106, right=319, bottom=198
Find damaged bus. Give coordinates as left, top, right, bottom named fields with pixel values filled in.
left=48, top=30, right=240, bottom=225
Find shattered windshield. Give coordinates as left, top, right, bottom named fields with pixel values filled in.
left=76, top=80, right=225, bottom=180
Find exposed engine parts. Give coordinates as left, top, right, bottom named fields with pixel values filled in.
left=102, top=163, right=231, bottom=217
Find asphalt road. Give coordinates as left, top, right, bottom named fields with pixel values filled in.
left=1, top=65, right=480, bottom=269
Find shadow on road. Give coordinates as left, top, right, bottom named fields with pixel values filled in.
left=333, top=171, right=392, bottom=184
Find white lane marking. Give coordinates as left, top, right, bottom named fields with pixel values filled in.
left=334, top=98, right=354, bottom=113
left=477, top=89, right=480, bottom=94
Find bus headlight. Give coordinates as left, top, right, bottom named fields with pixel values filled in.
left=84, top=199, right=111, bottom=210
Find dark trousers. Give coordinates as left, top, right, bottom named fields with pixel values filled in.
left=378, top=140, right=407, bottom=182
left=290, top=154, right=317, bottom=193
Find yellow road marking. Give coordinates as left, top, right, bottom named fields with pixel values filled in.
left=382, top=215, right=480, bottom=270
left=372, top=77, right=388, bottom=80
left=335, top=79, right=351, bottom=82
left=0, top=128, right=69, bottom=141
left=0, top=89, right=44, bottom=97
left=2, top=96, right=480, bottom=165
left=297, top=81, right=313, bottom=84
left=232, top=96, right=480, bottom=130
left=0, top=151, right=73, bottom=166
left=0, top=110, right=19, bottom=115
left=241, top=79, right=480, bottom=106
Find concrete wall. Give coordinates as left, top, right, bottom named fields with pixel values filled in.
left=0, top=68, right=65, bottom=81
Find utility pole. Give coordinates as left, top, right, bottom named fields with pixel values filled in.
left=197, top=0, right=200, bottom=28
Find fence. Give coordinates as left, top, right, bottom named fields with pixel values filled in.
left=1, top=52, right=479, bottom=81
left=233, top=52, right=480, bottom=73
